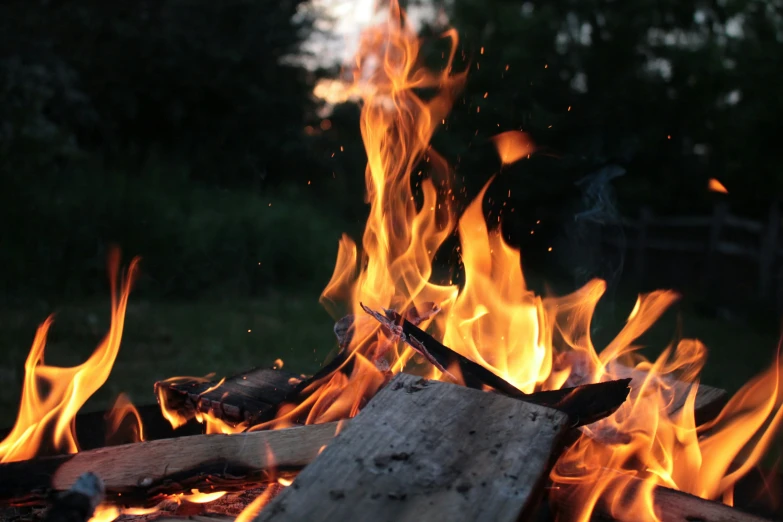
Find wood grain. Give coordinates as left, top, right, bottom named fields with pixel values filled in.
left=0, top=422, right=339, bottom=506
left=255, top=373, right=571, bottom=522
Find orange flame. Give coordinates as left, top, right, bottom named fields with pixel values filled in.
left=709, top=178, right=729, bottom=193
left=105, top=393, right=145, bottom=444
left=268, top=2, right=783, bottom=521
left=490, top=130, right=535, bottom=166
left=0, top=250, right=139, bottom=463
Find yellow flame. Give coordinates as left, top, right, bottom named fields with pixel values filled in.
left=0, top=249, right=139, bottom=463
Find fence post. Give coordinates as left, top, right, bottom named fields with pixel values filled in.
left=702, top=202, right=728, bottom=292
left=634, top=207, right=652, bottom=283
left=759, top=200, right=780, bottom=299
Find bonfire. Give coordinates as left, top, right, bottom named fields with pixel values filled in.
left=0, top=3, right=781, bottom=522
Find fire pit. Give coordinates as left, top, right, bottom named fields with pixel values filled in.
left=1, top=2, right=782, bottom=522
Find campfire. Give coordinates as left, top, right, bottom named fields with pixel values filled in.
left=1, top=3, right=782, bottom=522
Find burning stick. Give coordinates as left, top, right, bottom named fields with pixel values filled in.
left=0, top=422, right=339, bottom=507
left=361, top=304, right=632, bottom=427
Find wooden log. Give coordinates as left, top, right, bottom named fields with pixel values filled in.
left=549, top=476, right=775, bottom=522
left=255, top=373, right=572, bottom=522
left=154, top=367, right=304, bottom=427
left=362, top=304, right=632, bottom=427
left=0, top=422, right=339, bottom=507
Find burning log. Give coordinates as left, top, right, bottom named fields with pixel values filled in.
left=555, top=350, right=729, bottom=426
left=253, top=373, right=574, bottom=522
left=362, top=305, right=632, bottom=427
left=0, top=422, right=339, bottom=507
left=153, top=367, right=304, bottom=428
left=549, top=475, right=775, bottom=522
left=43, top=472, right=104, bottom=522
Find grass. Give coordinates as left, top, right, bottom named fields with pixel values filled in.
left=0, top=284, right=780, bottom=431
left=0, top=292, right=339, bottom=427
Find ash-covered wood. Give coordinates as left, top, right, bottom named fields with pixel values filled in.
left=43, top=473, right=104, bottom=522
left=362, top=304, right=631, bottom=427
left=154, top=367, right=303, bottom=427
left=255, top=373, right=571, bottom=522
left=0, top=422, right=338, bottom=507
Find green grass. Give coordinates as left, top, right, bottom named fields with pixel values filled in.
left=0, top=292, right=339, bottom=427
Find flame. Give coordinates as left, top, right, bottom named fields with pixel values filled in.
left=490, top=130, right=535, bottom=166
left=0, top=250, right=139, bottom=463
left=709, top=178, right=729, bottom=193
left=105, top=393, right=145, bottom=444
left=269, top=2, right=783, bottom=521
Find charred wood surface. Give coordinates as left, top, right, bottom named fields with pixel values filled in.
left=0, top=423, right=339, bottom=507
left=255, top=373, right=571, bottom=522
left=153, top=367, right=303, bottom=427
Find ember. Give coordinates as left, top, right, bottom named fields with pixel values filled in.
left=0, top=2, right=782, bottom=522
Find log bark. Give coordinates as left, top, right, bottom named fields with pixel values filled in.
left=0, top=422, right=339, bottom=507
left=255, top=373, right=572, bottom=522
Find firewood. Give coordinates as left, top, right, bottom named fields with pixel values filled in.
left=0, top=422, right=339, bottom=507
left=550, top=476, right=775, bottom=522
left=43, top=473, right=104, bottom=522
left=153, top=367, right=304, bottom=427
left=254, top=373, right=573, bottom=522
left=362, top=304, right=632, bottom=426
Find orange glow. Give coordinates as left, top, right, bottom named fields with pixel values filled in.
left=490, top=130, right=536, bottom=166
left=0, top=249, right=139, bottom=463
left=709, top=178, right=729, bottom=193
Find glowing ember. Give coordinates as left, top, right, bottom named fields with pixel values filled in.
left=491, top=130, right=535, bottom=166
left=709, top=178, right=729, bottom=193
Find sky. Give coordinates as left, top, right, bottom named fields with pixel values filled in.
left=301, top=0, right=439, bottom=68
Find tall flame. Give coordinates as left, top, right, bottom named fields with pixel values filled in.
left=0, top=249, right=139, bottom=463
left=302, top=2, right=783, bottom=520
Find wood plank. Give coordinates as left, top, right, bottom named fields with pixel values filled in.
left=255, top=373, right=571, bottom=522
left=0, top=422, right=339, bottom=507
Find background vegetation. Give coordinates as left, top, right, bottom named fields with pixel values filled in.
left=0, top=0, right=782, bottom=420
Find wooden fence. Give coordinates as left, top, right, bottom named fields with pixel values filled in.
left=602, top=201, right=782, bottom=303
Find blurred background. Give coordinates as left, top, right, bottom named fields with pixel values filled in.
left=0, top=0, right=781, bottom=421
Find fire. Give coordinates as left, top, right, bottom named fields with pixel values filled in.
left=0, top=249, right=139, bottom=463
left=293, top=2, right=783, bottom=520
left=105, top=393, right=145, bottom=444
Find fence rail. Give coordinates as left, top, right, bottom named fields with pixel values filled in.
left=603, top=201, right=782, bottom=301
